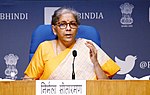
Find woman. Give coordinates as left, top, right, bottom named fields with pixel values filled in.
left=24, top=7, right=120, bottom=80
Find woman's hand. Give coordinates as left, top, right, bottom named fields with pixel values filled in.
left=85, top=41, right=109, bottom=79
left=85, top=41, right=98, bottom=64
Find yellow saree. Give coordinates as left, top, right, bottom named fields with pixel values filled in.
left=24, top=38, right=120, bottom=80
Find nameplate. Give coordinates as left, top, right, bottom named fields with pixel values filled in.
left=36, top=80, right=86, bottom=95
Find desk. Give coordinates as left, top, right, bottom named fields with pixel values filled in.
left=87, top=80, right=150, bottom=95
left=0, top=80, right=150, bottom=95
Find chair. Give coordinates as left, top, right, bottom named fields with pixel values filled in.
left=29, top=24, right=101, bottom=61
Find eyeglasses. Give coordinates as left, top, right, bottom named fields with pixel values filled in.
left=56, top=21, right=78, bottom=29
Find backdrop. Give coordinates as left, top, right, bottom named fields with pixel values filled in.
left=0, top=0, right=149, bottom=80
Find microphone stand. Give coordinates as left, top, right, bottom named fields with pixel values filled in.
left=72, top=50, right=77, bottom=80
left=72, top=57, right=75, bottom=80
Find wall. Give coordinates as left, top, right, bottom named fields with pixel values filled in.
left=0, top=0, right=149, bottom=80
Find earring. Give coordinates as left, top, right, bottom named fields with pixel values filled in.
left=54, top=32, right=57, bottom=35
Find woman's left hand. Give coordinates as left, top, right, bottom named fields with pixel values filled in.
left=85, top=41, right=98, bottom=64
left=85, top=41, right=109, bottom=79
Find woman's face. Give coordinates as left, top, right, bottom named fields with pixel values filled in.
left=53, top=13, right=78, bottom=45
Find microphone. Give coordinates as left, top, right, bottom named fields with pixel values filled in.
left=73, top=50, right=77, bottom=57
left=72, top=50, right=77, bottom=80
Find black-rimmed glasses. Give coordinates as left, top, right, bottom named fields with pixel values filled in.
left=56, top=21, right=78, bottom=29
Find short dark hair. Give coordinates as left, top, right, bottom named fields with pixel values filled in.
left=51, top=7, right=80, bottom=25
